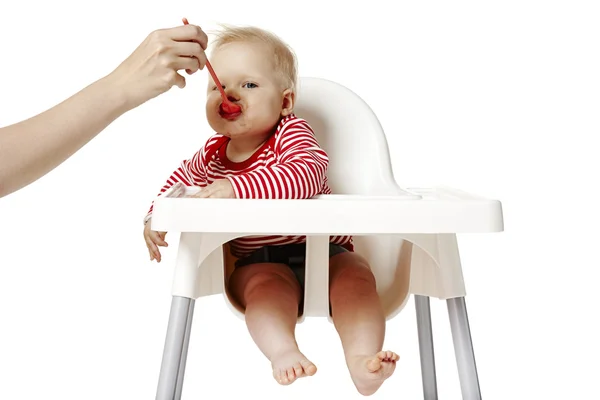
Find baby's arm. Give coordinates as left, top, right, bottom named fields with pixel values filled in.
left=144, top=147, right=208, bottom=223
left=227, top=119, right=328, bottom=199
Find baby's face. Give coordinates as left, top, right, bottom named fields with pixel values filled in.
left=205, top=41, right=293, bottom=139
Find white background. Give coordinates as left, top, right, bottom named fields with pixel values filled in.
left=1, top=1, right=598, bottom=399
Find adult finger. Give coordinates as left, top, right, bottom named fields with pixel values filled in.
left=174, top=56, right=201, bottom=74
left=174, top=41, right=207, bottom=69
left=166, top=70, right=186, bottom=89
left=174, top=41, right=204, bottom=60
left=169, top=24, right=208, bottom=50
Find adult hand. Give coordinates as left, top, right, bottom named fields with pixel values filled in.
left=107, top=22, right=209, bottom=109
left=0, top=21, right=210, bottom=199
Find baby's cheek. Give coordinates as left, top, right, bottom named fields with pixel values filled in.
left=205, top=113, right=222, bottom=132
left=205, top=95, right=218, bottom=109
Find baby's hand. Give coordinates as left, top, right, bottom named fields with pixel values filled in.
left=144, top=218, right=168, bottom=262
left=192, top=179, right=235, bottom=198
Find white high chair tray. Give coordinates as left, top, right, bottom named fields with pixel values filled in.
left=151, top=184, right=503, bottom=234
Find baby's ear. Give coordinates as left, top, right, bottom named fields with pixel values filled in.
left=280, top=89, right=295, bottom=116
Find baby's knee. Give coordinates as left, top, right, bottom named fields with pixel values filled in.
left=330, top=255, right=376, bottom=292
left=243, top=266, right=301, bottom=300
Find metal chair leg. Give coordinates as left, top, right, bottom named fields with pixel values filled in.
left=156, top=296, right=195, bottom=400
left=447, top=297, right=481, bottom=400
left=415, top=295, right=439, bottom=400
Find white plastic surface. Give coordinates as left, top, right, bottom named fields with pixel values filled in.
left=152, top=186, right=502, bottom=234
left=150, top=77, right=504, bottom=323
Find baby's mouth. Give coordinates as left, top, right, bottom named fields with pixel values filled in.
left=218, top=103, right=242, bottom=120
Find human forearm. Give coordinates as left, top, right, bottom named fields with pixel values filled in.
left=0, top=76, right=130, bottom=198
left=0, top=22, right=209, bottom=199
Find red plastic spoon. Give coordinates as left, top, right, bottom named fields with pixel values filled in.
left=182, top=17, right=241, bottom=114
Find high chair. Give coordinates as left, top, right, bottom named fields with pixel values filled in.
left=150, top=77, right=504, bottom=400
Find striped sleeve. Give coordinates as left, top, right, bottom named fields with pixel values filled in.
left=226, top=118, right=329, bottom=199
left=144, top=145, right=210, bottom=223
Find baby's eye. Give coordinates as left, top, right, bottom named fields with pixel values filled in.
left=212, top=85, right=225, bottom=91
left=243, top=82, right=258, bottom=89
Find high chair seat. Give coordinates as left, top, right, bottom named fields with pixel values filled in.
left=151, top=77, right=504, bottom=400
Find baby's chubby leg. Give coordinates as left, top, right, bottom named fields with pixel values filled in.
left=329, top=252, right=399, bottom=396
left=228, top=263, right=317, bottom=385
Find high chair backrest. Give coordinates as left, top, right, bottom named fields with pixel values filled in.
left=294, top=77, right=402, bottom=196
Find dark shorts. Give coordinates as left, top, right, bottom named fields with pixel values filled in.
left=234, top=242, right=349, bottom=290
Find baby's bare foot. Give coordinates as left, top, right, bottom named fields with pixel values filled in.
left=271, top=349, right=317, bottom=385
left=349, top=350, right=399, bottom=396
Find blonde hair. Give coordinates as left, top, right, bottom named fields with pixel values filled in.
left=209, top=24, right=298, bottom=93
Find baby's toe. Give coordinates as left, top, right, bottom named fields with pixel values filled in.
left=367, top=356, right=382, bottom=372
left=378, top=350, right=399, bottom=362
left=273, top=368, right=286, bottom=384
left=293, top=362, right=304, bottom=377
left=300, top=359, right=317, bottom=375
left=286, top=368, right=297, bottom=383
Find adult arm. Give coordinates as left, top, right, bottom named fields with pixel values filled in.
left=0, top=23, right=208, bottom=198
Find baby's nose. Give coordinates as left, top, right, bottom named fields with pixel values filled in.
left=227, top=95, right=238, bottom=102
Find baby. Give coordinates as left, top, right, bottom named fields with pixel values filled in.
left=142, top=25, right=398, bottom=396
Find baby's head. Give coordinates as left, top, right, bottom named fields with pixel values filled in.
left=205, top=25, right=297, bottom=140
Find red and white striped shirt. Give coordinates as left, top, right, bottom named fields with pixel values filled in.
left=146, top=114, right=354, bottom=258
